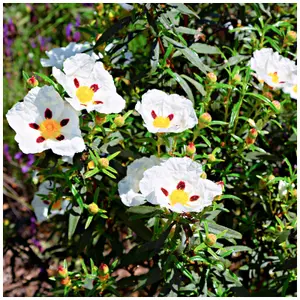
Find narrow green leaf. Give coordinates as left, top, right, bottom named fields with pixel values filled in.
left=229, top=97, right=244, bottom=128
left=127, top=206, right=161, bottom=215
left=190, top=43, right=220, bottom=54
left=68, top=206, right=82, bottom=240
left=34, top=72, right=58, bottom=89
left=85, top=215, right=94, bottom=229
left=246, top=92, right=279, bottom=112
left=102, top=168, right=117, bottom=179
left=107, top=151, right=121, bottom=161
left=70, top=184, right=84, bottom=210
left=180, top=74, right=206, bottom=96
left=206, top=221, right=242, bottom=239
left=84, top=167, right=100, bottom=179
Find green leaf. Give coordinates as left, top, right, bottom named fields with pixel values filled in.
left=127, top=206, right=161, bottom=215
left=171, top=3, right=200, bottom=19
left=34, top=72, right=58, bottom=89
left=22, top=70, right=30, bottom=81
left=219, top=246, right=252, bottom=254
left=246, top=92, right=279, bottom=113
left=70, top=184, right=84, bottom=210
left=190, top=43, right=220, bottom=54
left=84, top=167, right=100, bottom=179
left=165, top=69, right=194, bottom=102
left=107, top=151, right=121, bottom=161
left=180, top=74, right=206, bottom=96
left=151, top=40, right=160, bottom=73
left=94, top=16, right=132, bottom=48
left=206, top=221, right=242, bottom=239
left=85, top=215, right=94, bottom=229
left=68, top=206, right=82, bottom=240
left=93, top=187, right=100, bottom=203
left=200, top=135, right=211, bottom=147
left=218, top=55, right=250, bottom=70
left=176, top=26, right=199, bottom=35
left=81, top=258, right=88, bottom=275
left=224, top=269, right=242, bottom=286
left=102, top=168, right=117, bottom=179
left=229, top=96, right=244, bottom=128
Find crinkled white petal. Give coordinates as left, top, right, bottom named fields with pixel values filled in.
left=135, top=89, right=197, bottom=133
left=139, top=157, right=222, bottom=213
left=52, top=53, right=125, bottom=113
left=32, top=181, right=70, bottom=222
left=40, top=42, right=101, bottom=69
left=6, top=86, right=85, bottom=156
left=278, top=180, right=289, bottom=198
left=117, top=156, right=162, bottom=207
left=282, top=74, right=297, bottom=100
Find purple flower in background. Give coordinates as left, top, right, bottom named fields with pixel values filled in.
left=66, top=14, right=81, bottom=42
left=3, top=144, right=12, bottom=162
left=14, top=152, right=23, bottom=160
left=21, top=154, right=35, bottom=173
left=38, top=36, right=51, bottom=51
left=3, top=19, right=16, bottom=59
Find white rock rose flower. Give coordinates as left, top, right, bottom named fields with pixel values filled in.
left=139, top=157, right=222, bottom=213
left=40, top=42, right=101, bottom=69
left=118, top=156, right=162, bottom=207
left=135, top=89, right=198, bottom=133
left=6, top=86, right=85, bottom=156
left=250, top=48, right=297, bottom=89
left=278, top=180, right=295, bottom=199
left=32, top=181, right=70, bottom=222
left=52, top=53, right=126, bottom=113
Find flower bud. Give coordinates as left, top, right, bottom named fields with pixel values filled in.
left=99, top=158, right=109, bottom=169
left=206, top=72, right=217, bottom=83
left=291, top=189, right=297, bottom=198
left=245, top=136, right=255, bottom=145
left=286, top=30, right=297, bottom=42
left=88, top=203, right=99, bottom=215
left=60, top=276, right=71, bottom=286
left=205, top=233, right=217, bottom=246
left=220, top=141, right=226, bottom=147
left=99, top=263, right=109, bottom=276
left=198, top=112, right=212, bottom=128
left=114, top=115, right=125, bottom=127
left=200, top=172, right=207, bottom=179
left=248, top=128, right=258, bottom=139
left=186, top=142, right=196, bottom=156
left=95, top=114, right=106, bottom=125
left=216, top=181, right=225, bottom=191
left=27, top=76, right=39, bottom=87
left=207, top=154, right=216, bottom=162
left=248, top=119, right=256, bottom=128
left=88, top=160, right=95, bottom=170
left=263, top=91, right=273, bottom=100
left=272, top=100, right=281, bottom=111
left=268, top=174, right=275, bottom=182
left=57, top=265, right=68, bottom=278
left=233, top=74, right=241, bottom=82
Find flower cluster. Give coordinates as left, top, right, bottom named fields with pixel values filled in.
left=250, top=48, right=297, bottom=99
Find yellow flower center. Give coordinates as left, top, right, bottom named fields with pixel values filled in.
left=268, top=72, right=279, bottom=84
left=259, top=79, right=264, bottom=84
left=293, top=85, right=297, bottom=93
left=39, top=119, right=61, bottom=139
left=76, top=86, right=94, bottom=104
left=169, top=189, right=189, bottom=206
left=52, top=199, right=62, bottom=210
left=153, top=116, right=171, bottom=128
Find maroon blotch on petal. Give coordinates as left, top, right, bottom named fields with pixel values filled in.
left=44, top=108, right=52, bottom=119
left=177, top=181, right=185, bottom=190
left=190, top=195, right=200, bottom=202
left=168, top=114, right=174, bottom=121
left=29, top=123, right=40, bottom=130
left=36, top=136, right=45, bottom=143
left=90, top=84, right=99, bottom=92
left=161, top=188, right=169, bottom=196
left=151, top=110, right=157, bottom=119
left=56, top=135, right=65, bottom=141
left=60, top=119, right=69, bottom=127
left=94, top=100, right=103, bottom=104
left=74, top=78, right=80, bottom=88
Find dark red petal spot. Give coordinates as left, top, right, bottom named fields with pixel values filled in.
left=60, top=119, right=69, bottom=127
left=177, top=181, right=185, bottom=190
left=151, top=110, right=157, bottom=119
left=44, top=108, right=52, bottom=119
left=279, top=81, right=286, bottom=84
left=161, top=188, right=169, bottom=196
left=56, top=135, right=65, bottom=141
left=36, top=136, right=45, bottom=143
left=43, top=200, right=50, bottom=205
left=190, top=195, right=200, bottom=202
left=74, top=78, right=79, bottom=88
left=29, top=123, right=40, bottom=130
left=93, top=100, right=103, bottom=104
left=90, top=84, right=99, bottom=92
left=168, top=114, right=174, bottom=121
left=216, top=181, right=224, bottom=187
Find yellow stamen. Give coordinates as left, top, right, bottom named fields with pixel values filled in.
left=76, top=86, right=94, bottom=104
left=268, top=72, right=279, bottom=84
left=40, top=119, right=61, bottom=139
left=153, top=116, right=171, bottom=128
left=293, top=85, right=297, bottom=93
left=52, top=199, right=62, bottom=210
left=169, top=189, right=189, bottom=206
left=259, top=79, right=264, bottom=84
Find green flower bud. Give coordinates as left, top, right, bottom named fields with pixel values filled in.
left=27, top=76, right=39, bottom=87
left=207, top=72, right=217, bottom=83
left=88, top=203, right=99, bottom=215
left=199, top=112, right=212, bottom=128
left=205, top=233, right=217, bottom=246
left=186, top=142, right=196, bottom=156
left=248, top=128, right=258, bottom=139
left=57, top=265, right=68, bottom=278
left=207, top=154, right=216, bottom=162
left=272, top=100, right=281, bottom=111
left=99, top=158, right=109, bottom=169
left=114, top=115, right=125, bottom=127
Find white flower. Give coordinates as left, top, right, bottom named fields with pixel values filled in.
left=135, top=89, right=198, bottom=133
left=283, top=75, right=297, bottom=100
left=250, top=48, right=297, bottom=89
left=31, top=181, right=70, bottom=222
left=139, top=157, right=222, bottom=213
left=52, top=53, right=126, bottom=113
left=6, top=86, right=85, bottom=156
left=40, top=42, right=101, bottom=69
left=278, top=180, right=295, bottom=198
left=118, top=156, right=162, bottom=206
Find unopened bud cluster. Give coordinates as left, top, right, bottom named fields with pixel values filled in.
left=245, top=128, right=258, bottom=145
left=199, top=112, right=212, bottom=129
